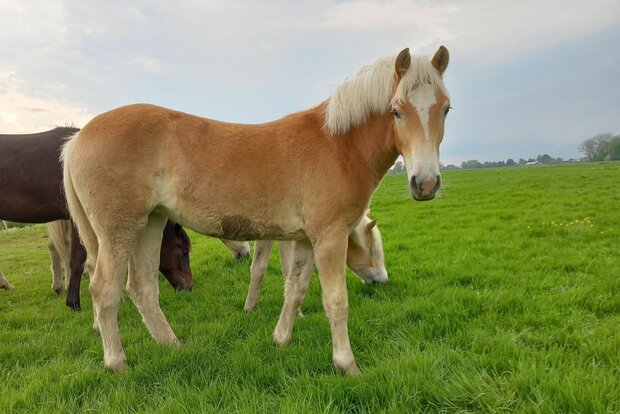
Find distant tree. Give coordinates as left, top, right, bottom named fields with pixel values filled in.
left=555, top=157, right=564, bottom=163
left=442, top=164, right=460, bottom=170
left=537, top=154, right=554, bottom=164
left=461, top=159, right=482, bottom=169
left=497, top=160, right=506, bottom=167
left=579, top=133, right=613, bottom=161
left=528, top=158, right=536, bottom=163
left=604, top=136, right=620, bottom=161
left=506, top=158, right=516, bottom=166
left=518, top=158, right=527, bottom=165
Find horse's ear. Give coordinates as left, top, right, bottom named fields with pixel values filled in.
left=431, top=46, right=449, bottom=75
left=366, top=219, right=377, bottom=233
left=395, top=48, right=411, bottom=80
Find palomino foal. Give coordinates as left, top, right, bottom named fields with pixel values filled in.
left=62, top=46, right=450, bottom=374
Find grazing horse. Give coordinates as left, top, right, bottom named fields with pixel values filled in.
left=62, top=46, right=450, bottom=373
left=0, top=128, right=193, bottom=310
left=244, top=213, right=387, bottom=313
left=47, top=219, right=194, bottom=294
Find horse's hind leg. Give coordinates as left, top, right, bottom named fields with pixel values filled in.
left=66, top=224, right=86, bottom=311
left=90, top=240, right=133, bottom=371
left=244, top=240, right=274, bottom=312
left=48, top=238, right=64, bottom=295
left=126, top=213, right=179, bottom=347
left=273, top=240, right=314, bottom=347
left=0, top=269, right=14, bottom=290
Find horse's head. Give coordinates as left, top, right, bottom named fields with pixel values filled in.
left=346, top=212, right=388, bottom=284
left=391, top=46, right=450, bottom=201
left=160, top=221, right=194, bottom=291
left=220, top=239, right=251, bottom=259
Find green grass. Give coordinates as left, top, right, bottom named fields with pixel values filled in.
left=1, top=162, right=619, bottom=413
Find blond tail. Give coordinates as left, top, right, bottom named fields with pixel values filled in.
left=61, top=133, right=98, bottom=272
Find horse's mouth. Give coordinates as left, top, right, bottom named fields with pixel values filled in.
left=411, top=193, right=436, bottom=201
left=175, top=284, right=193, bottom=292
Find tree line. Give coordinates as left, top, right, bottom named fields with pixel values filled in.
left=388, top=132, right=619, bottom=173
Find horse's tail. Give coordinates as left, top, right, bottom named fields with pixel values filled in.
left=61, top=133, right=98, bottom=269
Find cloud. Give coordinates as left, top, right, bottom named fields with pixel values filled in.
left=0, top=0, right=618, bottom=162
left=0, top=72, right=93, bottom=133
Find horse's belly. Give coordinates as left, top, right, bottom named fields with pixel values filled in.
left=158, top=177, right=306, bottom=241
left=163, top=208, right=305, bottom=241
left=216, top=214, right=306, bottom=241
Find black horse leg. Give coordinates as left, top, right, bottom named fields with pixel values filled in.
left=66, top=222, right=86, bottom=311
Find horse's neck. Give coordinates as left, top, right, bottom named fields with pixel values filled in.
left=341, top=113, right=400, bottom=187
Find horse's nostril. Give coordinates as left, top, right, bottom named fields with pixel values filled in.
left=410, top=175, right=418, bottom=193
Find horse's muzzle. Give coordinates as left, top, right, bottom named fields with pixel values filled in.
left=410, top=175, right=441, bottom=201
left=175, top=282, right=193, bottom=292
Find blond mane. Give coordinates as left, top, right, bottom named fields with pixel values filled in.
left=324, top=53, right=448, bottom=135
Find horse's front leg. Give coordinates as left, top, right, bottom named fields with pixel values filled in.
left=0, top=269, right=14, bottom=290
left=66, top=223, right=86, bottom=311
left=272, top=239, right=314, bottom=346
left=244, top=240, right=274, bottom=312
left=314, top=230, right=359, bottom=375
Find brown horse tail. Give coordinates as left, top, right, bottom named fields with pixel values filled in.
left=61, top=134, right=99, bottom=270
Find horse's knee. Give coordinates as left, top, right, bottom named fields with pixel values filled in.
left=125, top=280, right=143, bottom=304
left=89, top=276, right=121, bottom=309
left=250, top=262, right=267, bottom=277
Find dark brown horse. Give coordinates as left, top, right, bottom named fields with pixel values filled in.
left=0, top=127, right=193, bottom=310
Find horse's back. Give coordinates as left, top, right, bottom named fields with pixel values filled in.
left=0, top=128, right=78, bottom=222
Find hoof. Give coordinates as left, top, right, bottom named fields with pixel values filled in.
left=0, top=283, right=15, bottom=291
left=66, top=299, right=81, bottom=312
left=52, top=285, right=64, bottom=296
left=156, top=334, right=180, bottom=348
left=243, top=302, right=256, bottom=312
left=104, top=355, right=127, bottom=372
left=334, top=357, right=360, bottom=376
left=272, top=329, right=291, bottom=347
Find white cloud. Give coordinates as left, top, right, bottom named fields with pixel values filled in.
left=312, top=0, right=620, bottom=64
left=0, top=72, right=93, bottom=133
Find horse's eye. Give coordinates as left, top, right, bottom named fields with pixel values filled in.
left=390, top=108, right=401, bottom=119
left=444, top=106, right=452, bottom=116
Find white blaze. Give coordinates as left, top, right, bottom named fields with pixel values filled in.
left=408, top=85, right=436, bottom=140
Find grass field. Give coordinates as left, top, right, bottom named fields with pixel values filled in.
left=1, top=162, right=619, bottom=413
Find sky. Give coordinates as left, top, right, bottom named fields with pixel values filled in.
left=0, top=0, right=619, bottom=165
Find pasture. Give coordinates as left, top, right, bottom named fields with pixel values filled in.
left=1, top=162, right=618, bottom=413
